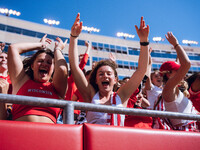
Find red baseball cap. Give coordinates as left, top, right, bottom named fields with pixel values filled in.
left=159, top=61, right=180, bottom=75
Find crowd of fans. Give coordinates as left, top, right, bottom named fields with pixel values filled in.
left=0, top=13, right=199, bottom=132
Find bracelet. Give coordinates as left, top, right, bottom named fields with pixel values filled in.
left=140, top=42, right=149, bottom=46
left=174, top=44, right=179, bottom=49
left=70, top=33, right=79, bottom=38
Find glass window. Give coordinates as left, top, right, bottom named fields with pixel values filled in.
left=129, top=62, right=135, bottom=70
left=36, top=32, right=46, bottom=38
left=92, top=42, right=98, bottom=50
left=78, top=40, right=85, bottom=46
left=122, top=47, right=127, bottom=54
left=64, top=56, right=69, bottom=63
left=192, top=56, right=199, bottom=61
left=92, top=57, right=98, bottom=62
left=0, top=24, right=6, bottom=31
left=6, top=26, right=21, bottom=34
left=22, top=29, right=36, bottom=37
left=116, top=46, right=121, bottom=53
left=152, top=64, right=158, bottom=70
left=110, top=45, right=115, bottom=53
left=123, top=61, right=129, bottom=69
left=135, top=62, right=138, bottom=69
left=116, top=60, right=123, bottom=68
left=98, top=43, right=103, bottom=50
left=104, top=44, right=110, bottom=52
left=99, top=57, right=105, bottom=61
left=118, top=75, right=125, bottom=80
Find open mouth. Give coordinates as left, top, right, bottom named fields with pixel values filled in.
left=102, top=81, right=109, bottom=87
left=39, top=69, right=48, bottom=75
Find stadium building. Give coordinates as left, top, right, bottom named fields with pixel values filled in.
left=0, top=15, right=199, bottom=79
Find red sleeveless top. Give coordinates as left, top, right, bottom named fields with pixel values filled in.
left=12, top=80, right=60, bottom=123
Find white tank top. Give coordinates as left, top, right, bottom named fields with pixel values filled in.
left=86, top=92, right=125, bottom=126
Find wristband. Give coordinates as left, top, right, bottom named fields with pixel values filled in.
left=174, top=44, right=179, bottom=49
left=70, top=33, right=79, bottom=38
left=140, top=42, right=149, bottom=46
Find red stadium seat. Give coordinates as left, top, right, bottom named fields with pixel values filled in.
left=84, top=123, right=200, bottom=150
left=0, top=120, right=83, bottom=150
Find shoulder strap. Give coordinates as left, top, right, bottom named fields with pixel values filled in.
left=153, top=94, right=162, bottom=110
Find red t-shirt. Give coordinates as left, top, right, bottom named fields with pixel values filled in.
left=189, top=86, right=200, bottom=112
left=125, top=88, right=153, bottom=129
left=12, top=79, right=60, bottom=123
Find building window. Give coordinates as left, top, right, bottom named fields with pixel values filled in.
left=22, top=29, right=36, bottom=37
left=78, top=40, right=85, bottom=46
left=0, top=24, right=6, bottom=31
left=92, top=42, right=98, bottom=50
left=122, top=47, right=127, bottom=54
left=110, top=45, right=115, bottom=53
left=116, top=46, right=121, bottom=53
left=104, top=44, right=110, bottom=52
left=6, top=26, right=21, bottom=34
left=98, top=43, right=103, bottom=50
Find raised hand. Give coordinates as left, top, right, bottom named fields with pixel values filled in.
left=85, top=40, right=90, bottom=47
left=0, top=43, right=5, bottom=52
left=40, top=34, right=52, bottom=49
left=55, top=37, right=68, bottom=50
left=135, top=16, right=149, bottom=42
left=109, top=52, right=116, bottom=62
left=71, top=13, right=82, bottom=37
left=165, top=32, right=178, bottom=47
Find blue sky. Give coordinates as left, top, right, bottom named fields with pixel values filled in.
left=1, top=0, right=200, bottom=46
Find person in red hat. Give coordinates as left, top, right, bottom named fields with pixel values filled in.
left=153, top=32, right=198, bottom=131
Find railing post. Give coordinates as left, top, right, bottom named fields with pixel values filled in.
left=63, top=102, right=74, bottom=124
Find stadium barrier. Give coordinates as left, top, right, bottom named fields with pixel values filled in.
left=0, top=93, right=200, bottom=124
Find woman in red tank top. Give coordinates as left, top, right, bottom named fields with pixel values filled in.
left=7, top=35, right=68, bottom=123
left=0, top=43, right=12, bottom=120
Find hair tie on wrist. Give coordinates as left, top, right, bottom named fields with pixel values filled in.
left=174, top=44, right=179, bottom=49
left=70, top=33, right=79, bottom=38
left=55, top=47, right=63, bottom=54
left=140, top=42, right=149, bottom=46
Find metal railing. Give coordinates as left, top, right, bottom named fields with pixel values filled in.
left=0, top=93, right=200, bottom=124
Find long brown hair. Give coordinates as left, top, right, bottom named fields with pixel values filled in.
left=23, top=49, right=54, bottom=80
left=89, top=59, right=118, bottom=93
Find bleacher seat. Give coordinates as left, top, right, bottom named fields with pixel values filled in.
left=0, top=120, right=83, bottom=150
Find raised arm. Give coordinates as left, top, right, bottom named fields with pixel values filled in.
left=68, top=13, right=92, bottom=103
left=52, top=37, right=68, bottom=99
left=8, top=34, right=51, bottom=87
left=117, top=16, right=149, bottom=107
left=163, top=32, right=191, bottom=101
left=78, top=41, right=91, bottom=70
left=0, top=43, right=5, bottom=52
left=144, top=47, right=153, bottom=91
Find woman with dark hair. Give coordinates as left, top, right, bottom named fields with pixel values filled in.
left=69, top=13, right=149, bottom=126
left=0, top=43, right=12, bottom=120
left=187, top=72, right=200, bottom=112
left=7, top=34, right=68, bottom=123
